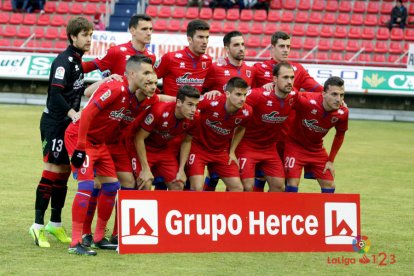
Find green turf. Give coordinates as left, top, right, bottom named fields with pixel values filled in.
left=0, top=104, right=412, bottom=275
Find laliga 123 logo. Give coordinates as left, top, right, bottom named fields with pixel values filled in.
left=121, top=200, right=158, bottom=245
left=353, top=235, right=371, bottom=253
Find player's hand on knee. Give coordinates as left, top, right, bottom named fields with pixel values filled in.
left=323, top=161, right=335, bottom=177
left=175, top=170, right=187, bottom=184
left=228, top=153, right=239, bottom=167
left=137, top=169, right=154, bottom=188
left=71, top=149, right=86, bottom=168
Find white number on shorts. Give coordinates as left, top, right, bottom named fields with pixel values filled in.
left=238, top=158, right=247, bottom=170
left=51, top=139, right=63, bottom=152
left=131, top=158, right=137, bottom=171
left=284, top=157, right=295, bottom=169
left=188, top=154, right=196, bottom=165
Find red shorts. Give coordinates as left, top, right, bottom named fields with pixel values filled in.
left=135, top=147, right=178, bottom=183
left=64, top=122, right=78, bottom=157
left=107, top=143, right=133, bottom=173
left=284, top=141, right=333, bottom=181
left=236, top=144, right=284, bottom=179
left=187, top=144, right=240, bottom=178
left=75, top=144, right=117, bottom=181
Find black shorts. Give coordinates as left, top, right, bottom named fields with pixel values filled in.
left=40, top=113, right=71, bottom=165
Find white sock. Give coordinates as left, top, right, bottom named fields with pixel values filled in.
left=49, top=221, right=62, bottom=227
left=32, top=223, right=44, bottom=230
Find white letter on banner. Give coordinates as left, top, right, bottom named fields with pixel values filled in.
left=292, top=215, right=304, bottom=235
left=249, top=211, right=265, bottom=235
left=305, top=215, right=318, bottom=235
left=281, top=215, right=292, bottom=235
left=165, top=210, right=182, bottom=235
left=196, top=214, right=211, bottom=235
left=228, top=214, right=242, bottom=235
left=184, top=214, right=195, bottom=235
left=266, top=215, right=280, bottom=235
left=211, top=214, right=226, bottom=241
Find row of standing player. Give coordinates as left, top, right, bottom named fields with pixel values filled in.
left=29, top=15, right=348, bottom=256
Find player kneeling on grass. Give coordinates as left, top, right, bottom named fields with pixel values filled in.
left=284, top=76, right=349, bottom=193
left=188, top=77, right=252, bottom=191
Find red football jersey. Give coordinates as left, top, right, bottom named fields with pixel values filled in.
left=83, top=41, right=156, bottom=74
left=241, top=87, right=299, bottom=149
left=252, top=59, right=323, bottom=92
left=154, top=47, right=212, bottom=96
left=141, top=102, right=200, bottom=151
left=289, top=92, right=349, bottom=151
left=202, top=58, right=255, bottom=93
left=193, top=94, right=252, bottom=153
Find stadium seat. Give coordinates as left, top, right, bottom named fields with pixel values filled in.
left=390, top=28, right=404, bottom=40
left=279, top=24, right=291, bottom=34
left=175, top=0, right=187, bottom=6
left=9, top=13, right=23, bottom=25
left=51, top=15, right=66, bottom=27
left=292, top=24, right=306, bottom=36
left=295, top=11, right=308, bottom=23
left=376, top=28, right=390, bottom=40
left=37, top=14, right=51, bottom=26
left=84, top=4, right=98, bottom=15
left=0, top=39, right=11, bottom=47
left=41, top=40, right=53, bottom=49
left=350, top=14, right=364, bottom=25
left=311, top=0, right=324, bottom=11
left=290, top=37, right=302, bottom=49
left=304, top=53, right=315, bottom=60
left=353, top=1, right=366, bottom=13
left=338, top=1, right=351, bottom=12
left=240, top=9, right=253, bottom=21
left=346, top=40, right=359, bottom=52
left=0, top=12, right=10, bottom=24
left=23, top=13, right=37, bottom=25
left=253, top=10, right=267, bottom=22
left=303, top=37, right=316, bottom=50
left=209, top=21, right=222, bottom=33
left=212, top=8, right=225, bottom=20
left=297, top=0, right=311, bottom=11
left=308, top=12, right=322, bottom=24
left=374, top=41, right=388, bottom=53
left=44, top=2, right=56, bottom=13
left=330, top=52, right=343, bottom=61
left=334, top=26, right=347, bottom=38
left=409, top=5, right=414, bottom=16
left=153, top=19, right=167, bottom=31
left=316, top=52, right=329, bottom=60
left=318, top=39, right=331, bottom=51
left=344, top=53, right=356, bottom=61
left=70, top=3, right=83, bottom=14
left=357, top=54, right=371, bottom=63
left=2, top=0, right=12, bottom=11
left=365, top=14, right=378, bottom=26
left=158, top=6, right=171, bottom=18
left=361, top=41, right=374, bottom=52
left=261, top=36, right=271, bottom=47
left=389, top=42, right=403, bottom=54
left=361, top=28, right=375, bottom=40
left=146, top=6, right=158, bottom=17
left=264, top=22, right=278, bottom=35
left=267, top=10, right=280, bottom=22
left=17, top=26, right=31, bottom=38
left=319, top=25, right=334, bottom=38
left=13, top=39, right=26, bottom=48
left=387, top=54, right=399, bottom=63
left=185, top=7, right=199, bottom=19
left=59, top=27, right=67, bottom=40
left=306, top=25, right=319, bottom=37
left=325, top=0, right=338, bottom=12
left=380, top=2, right=393, bottom=14
left=3, top=25, right=17, bottom=37
left=322, top=12, right=336, bottom=25
left=45, top=27, right=59, bottom=40
left=223, top=22, right=236, bottom=33
left=238, top=22, right=250, bottom=34
left=245, top=48, right=257, bottom=57
left=180, top=20, right=189, bottom=32
left=405, top=29, right=414, bottom=41
left=336, top=13, right=350, bottom=25
left=348, top=27, right=362, bottom=39
left=281, top=11, right=294, bottom=23
left=55, top=41, right=67, bottom=49
left=163, top=0, right=175, bottom=5
left=149, top=0, right=162, bottom=4
left=250, top=22, right=263, bottom=35
left=373, top=54, right=386, bottom=63
left=289, top=51, right=299, bottom=59
left=167, top=19, right=181, bottom=32
left=367, top=2, right=380, bottom=14
left=171, top=7, right=185, bottom=19
left=34, top=27, right=45, bottom=39
left=283, top=0, right=296, bottom=10
left=56, top=2, right=70, bottom=14
left=270, top=0, right=281, bottom=9
left=245, top=35, right=261, bottom=48
left=226, top=9, right=239, bottom=21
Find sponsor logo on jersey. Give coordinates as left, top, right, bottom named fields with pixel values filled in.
left=75, top=65, right=79, bottom=71
left=310, top=99, right=317, bottom=105
left=73, top=75, right=84, bottom=90
left=145, top=113, right=154, bottom=125
left=202, top=62, right=207, bottom=69
left=206, top=119, right=230, bottom=135
left=302, top=119, right=328, bottom=133
left=162, top=112, right=169, bottom=118
left=246, top=70, right=251, bottom=78
left=311, top=109, right=317, bottom=115
left=212, top=112, right=219, bottom=118
left=210, top=101, right=219, bottom=107
left=264, top=71, right=271, bottom=77
left=162, top=121, right=169, bottom=128
left=180, top=62, right=185, bottom=69
left=54, top=67, right=65, bottom=80
left=176, top=73, right=205, bottom=85
left=120, top=46, right=127, bottom=52
left=224, top=70, right=230, bottom=76
left=242, top=109, right=249, bottom=116
left=110, top=107, right=134, bottom=122
left=338, top=109, right=345, bottom=115
left=68, top=57, right=73, bottom=62
left=100, top=89, right=111, bottom=102
left=266, top=100, right=273, bottom=106
left=261, top=111, right=288, bottom=123
left=175, top=53, right=183, bottom=58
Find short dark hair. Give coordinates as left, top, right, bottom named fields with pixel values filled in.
left=187, top=20, right=210, bottom=38
left=225, top=77, right=249, bottom=92
left=272, top=62, right=293, bottom=76
left=324, top=76, right=344, bottom=92
left=126, top=55, right=153, bottom=72
left=271, top=31, right=291, bottom=46
left=66, top=17, right=94, bottom=44
left=129, top=14, right=152, bottom=29
left=177, top=85, right=200, bottom=102
left=223, top=31, right=243, bottom=47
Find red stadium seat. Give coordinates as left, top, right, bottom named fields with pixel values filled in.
left=37, top=14, right=51, bottom=26
left=41, top=40, right=53, bottom=49
left=409, top=5, right=414, bottom=16
left=261, top=36, right=271, bottom=47
left=361, top=41, right=374, bottom=52
left=281, top=11, right=294, bottom=23
left=320, top=25, right=334, bottom=38
left=59, top=27, right=67, bottom=40
left=180, top=20, right=189, bottom=32
left=3, top=25, right=17, bottom=37
left=334, top=26, right=347, bottom=38
left=254, top=10, right=267, bottom=22
left=308, top=12, right=322, bottom=24
left=297, top=0, right=311, bottom=11
left=0, top=12, right=10, bottom=24
left=267, top=10, right=280, bottom=22
left=209, top=21, right=222, bottom=33
left=13, top=39, right=25, bottom=48
left=279, top=24, right=291, bottom=34
left=303, top=37, right=317, bottom=50
left=330, top=52, right=343, bottom=61
left=353, top=1, right=366, bottom=13
left=212, top=8, right=225, bottom=20
left=283, top=0, right=296, bottom=10
left=226, top=9, right=239, bottom=21
left=380, top=3, right=393, bottom=14
left=84, top=4, right=98, bottom=15
left=338, top=1, right=351, bottom=12
left=55, top=41, right=67, bottom=49
left=9, top=13, right=23, bottom=24
left=318, top=39, right=331, bottom=51
left=348, top=27, right=362, bottom=39
left=374, top=41, right=388, bottom=53
left=304, top=53, right=315, bottom=60
left=367, top=2, right=380, bottom=14
left=185, top=7, right=199, bottom=19
left=34, top=27, right=45, bottom=39
left=376, top=28, right=390, bottom=40
left=245, top=35, right=261, bottom=48
left=153, top=19, right=167, bottom=31
left=316, top=52, right=329, bottom=60
left=238, top=22, right=250, bottom=34
left=325, top=0, right=338, bottom=12
left=223, top=22, right=236, bottom=33
left=2, top=0, right=12, bottom=11
left=344, top=53, right=356, bottom=61
left=311, top=0, right=324, bottom=11
left=373, top=54, right=386, bottom=63
left=289, top=51, right=299, bottom=59
left=149, top=0, right=162, bottom=4
left=167, top=19, right=181, bottom=32
left=171, top=7, right=185, bottom=19
left=158, top=6, right=171, bottom=18
left=405, top=29, right=414, bottom=41
left=0, top=39, right=11, bottom=47
left=44, top=2, right=56, bottom=13
left=357, top=54, right=371, bottom=63
left=146, top=6, right=158, bottom=17
left=365, top=14, right=378, bottom=26
left=270, top=0, right=281, bottom=9
left=70, top=3, right=83, bottom=14
left=163, top=0, right=175, bottom=5
left=56, top=2, right=70, bottom=14
left=245, top=48, right=257, bottom=57
left=264, top=22, right=278, bottom=35
left=45, top=27, right=59, bottom=39
left=322, top=12, right=336, bottom=25
left=391, top=28, right=404, bottom=40
left=240, top=9, right=253, bottom=21
left=387, top=55, right=399, bottom=63
left=23, top=13, right=37, bottom=25
left=306, top=25, right=319, bottom=37
left=389, top=42, right=403, bottom=54
left=175, top=0, right=187, bottom=6
left=51, top=15, right=66, bottom=27
left=361, top=27, right=375, bottom=40
left=336, top=13, right=350, bottom=25
left=250, top=22, right=263, bottom=35
left=292, top=24, right=306, bottom=36
left=17, top=26, right=31, bottom=38
left=350, top=14, right=364, bottom=25
left=331, top=40, right=345, bottom=51
left=290, top=37, right=302, bottom=49
left=345, top=40, right=359, bottom=52
left=295, top=11, right=309, bottom=23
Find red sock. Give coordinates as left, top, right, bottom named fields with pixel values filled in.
left=111, top=203, right=118, bottom=237
left=71, top=181, right=94, bottom=247
left=82, top=188, right=100, bottom=234
left=94, top=182, right=119, bottom=242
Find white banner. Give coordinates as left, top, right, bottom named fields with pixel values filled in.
left=407, top=44, right=414, bottom=69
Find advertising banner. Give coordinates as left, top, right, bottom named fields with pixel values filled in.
left=362, top=69, right=414, bottom=94
left=407, top=44, right=414, bottom=69
left=118, top=191, right=360, bottom=254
